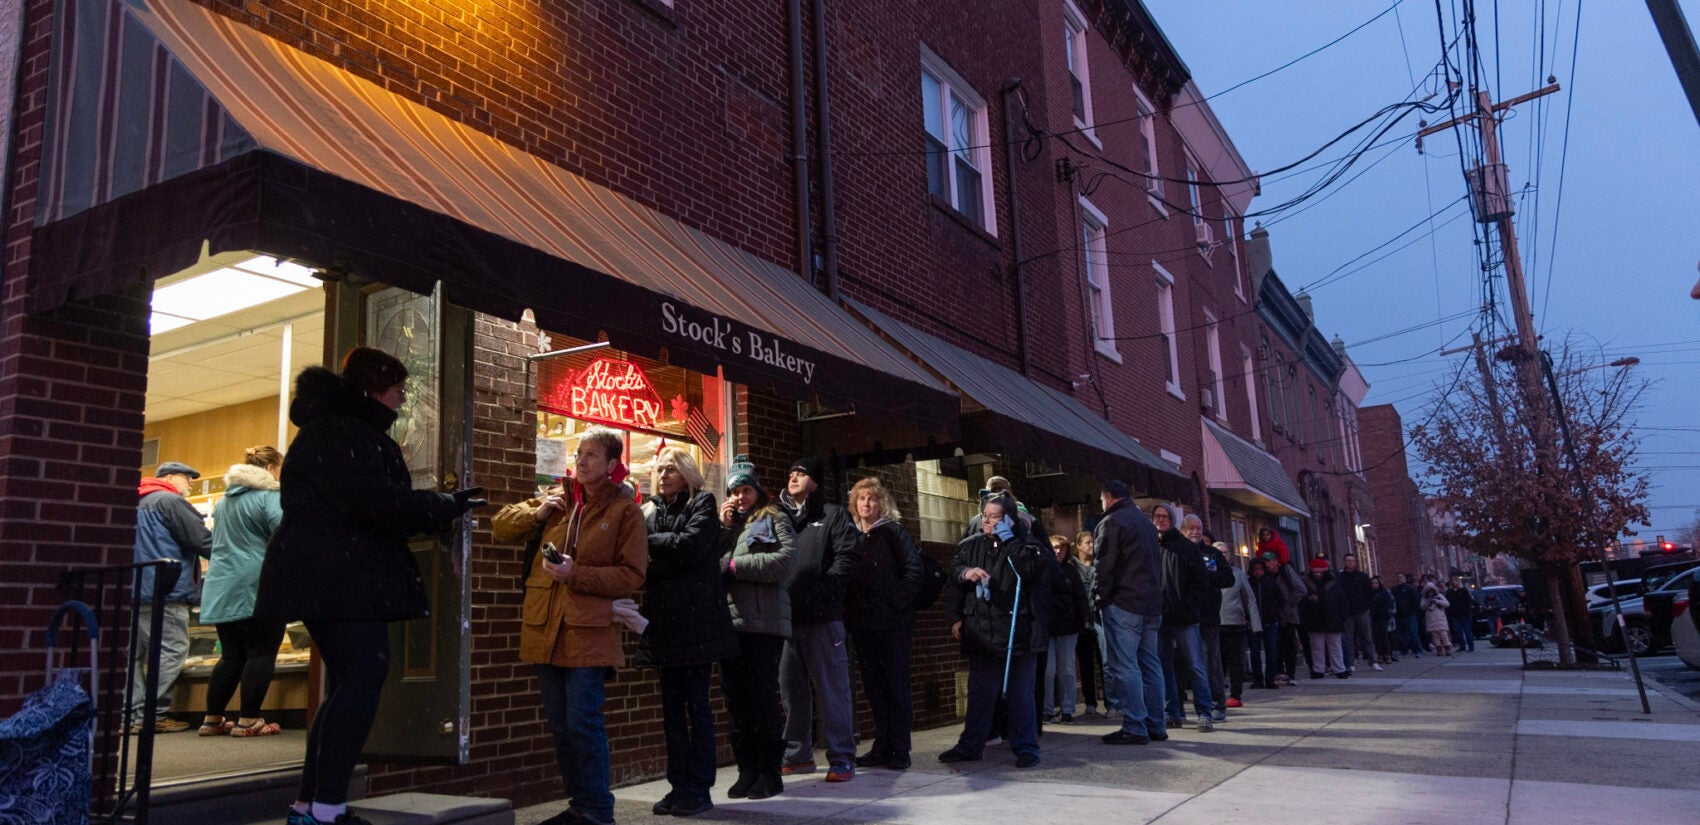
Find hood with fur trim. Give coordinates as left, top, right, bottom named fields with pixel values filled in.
left=223, top=463, right=280, bottom=496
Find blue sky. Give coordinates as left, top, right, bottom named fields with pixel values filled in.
left=1152, top=0, right=1700, bottom=543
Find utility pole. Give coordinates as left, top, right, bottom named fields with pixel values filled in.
left=1646, top=0, right=1700, bottom=130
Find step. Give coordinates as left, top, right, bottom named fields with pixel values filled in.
left=140, top=765, right=358, bottom=824
left=339, top=793, right=512, bottom=825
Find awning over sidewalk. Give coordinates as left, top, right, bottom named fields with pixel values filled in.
left=849, top=300, right=1183, bottom=493
left=28, top=0, right=957, bottom=433
left=1200, top=419, right=1309, bottom=517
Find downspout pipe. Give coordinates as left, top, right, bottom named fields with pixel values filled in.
left=812, top=0, right=840, bottom=302
left=1000, top=79, right=1030, bottom=376
left=788, top=0, right=813, bottom=288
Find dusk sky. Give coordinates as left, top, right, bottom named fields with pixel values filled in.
left=1155, top=0, right=1700, bottom=546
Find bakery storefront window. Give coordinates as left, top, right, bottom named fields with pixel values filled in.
left=534, top=339, right=731, bottom=496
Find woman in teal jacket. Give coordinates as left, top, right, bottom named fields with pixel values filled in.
left=199, top=446, right=286, bottom=737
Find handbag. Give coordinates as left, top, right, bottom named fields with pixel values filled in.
left=519, top=523, right=545, bottom=584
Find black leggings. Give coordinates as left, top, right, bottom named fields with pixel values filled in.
left=206, top=617, right=288, bottom=719
left=1077, top=627, right=1102, bottom=709
left=720, top=632, right=785, bottom=744
left=299, top=621, right=390, bottom=806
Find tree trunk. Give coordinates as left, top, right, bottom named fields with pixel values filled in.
left=1542, top=561, right=1575, bottom=665
left=1560, top=564, right=1596, bottom=663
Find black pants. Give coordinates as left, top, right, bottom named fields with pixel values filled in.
left=206, top=616, right=288, bottom=719
left=1371, top=614, right=1393, bottom=659
left=1278, top=622, right=1302, bottom=678
left=721, top=632, right=785, bottom=748
left=298, top=620, right=390, bottom=806
left=661, top=664, right=717, bottom=800
left=1218, top=625, right=1248, bottom=700
left=1077, top=627, right=1102, bottom=710
left=852, top=625, right=913, bottom=757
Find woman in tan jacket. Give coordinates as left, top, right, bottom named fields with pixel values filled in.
left=493, top=427, right=646, bottom=825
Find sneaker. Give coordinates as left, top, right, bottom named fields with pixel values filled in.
left=1196, top=718, right=1215, bottom=733
left=824, top=764, right=854, bottom=782
left=287, top=809, right=316, bottom=825
left=1372, top=663, right=1384, bottom=671
left=669, top=796, right=712, bottom=817
left=1015, top=753, right=1040, bottom=768
left=985, top=736, right=1004, bottom=746
left=1084, top=706, right=1101, bottom=716
left=937, top=748, right=980, bottom=763
left=1336, top=672, right=1351, bottom=679
left=1060, top=714, right=1074, bottom=724
left=1100, top=730, right=1148, bottom=745
left=854, top=750, right=889, bottom=768
left=780, top=761, right=816, bottom=776
left=1105, top=709, right=1123, bottom=721
left=1165, top=717, right=1186, bottom=729
left=1225, top=697, right=1243, bottom=708
left=1212, top=711, right=1227, bottom=723
left=652, top=793, right=679, bottom=816
left=886, top=752, right=911, bottom=770
left=1310, top=671, right=1325, bottom=680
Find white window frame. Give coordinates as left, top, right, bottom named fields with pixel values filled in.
left=1242, top=344, right=1262, bottom=445
left=1205, top=312, right=1226, bottom=421
left=1154, top=261, right=1182, bottom=399
left=1132, top=84, right=1165, bottom=216
left=1079, top=196, right=1118, bottom=361
left=1063, top=0, right=1098, bottom=144
left=1186, top=157, right=1204, bottom=226
left=921, top=46, right=998, bottom=236
left=1226, top=213, right=1246, bottom=301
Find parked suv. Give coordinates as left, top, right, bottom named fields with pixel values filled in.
left=1592, top=563, right=1700, bottom=654
left=1586, top=579, right=1642, bottom=609
left=1471, top=585, right=1525, bottom=638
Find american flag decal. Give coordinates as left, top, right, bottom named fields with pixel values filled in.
left=686, top=407, right=721, bottom=461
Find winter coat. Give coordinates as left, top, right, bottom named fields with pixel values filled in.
left=1195, top=541, right=1236, bottom=627
left=1249, top=570, right=1286, bottom=629
left=845, top=518, right=924, bottom=633
left=780, top=489, right=862, bottom=624
left=1076, top=558, right=1099, bottom=626
left=1276, top=562, right=1307, bottom=625
left=946, top=522, right=1053, bottom=659
left=1049, top=554, right=1092, bottom=636
left=634, top=490, right=738, bottom=669
left=1256, top=533, right=1292, bottom=566
left=200, top=464, right=282, bottom=625
left=720, top=507, right=797, bottom=637
left=1392, top=582, right=1421, bottom=617
left=1219, top=564, right=1262, bottom=633
left=495, top=481, right=648, bottom=668
left=1421, top=585, right=1451, bottom=630
left=134, top=479, right=212, bottom=605
left=1091, top=498, right=1163, bottom=617
left=1370, top=588, right=1396, bottom=623
left=1445, top=585, right=1475, bottom=621
left=1337, top=569, right=1373, bottom=615
left=255, top=367, right=464, bottom=624
left=1159, top=528, right=1212, bottom=627
left=1300, top=572, right=1350, bottom=634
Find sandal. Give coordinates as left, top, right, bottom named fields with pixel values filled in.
left=197, top=718, right=234, bottom=736
left=230, top=718, right=282, bottom=737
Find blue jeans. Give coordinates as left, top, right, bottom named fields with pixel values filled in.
left=1094, top=616, right=1123, bottom=711
left=1398, top=614, right=1422, bottom=654
left=1100, top=606, right=1164, bottom=737
left=1449, top=617, right=1476, bottom=651
left=537, top=665, right=614, bottom=821
left=956, top=652, right=1038, bottom=759
left=126, top=603, right=190, bottom=725
left=1160, top=623, right=1215, bottom=721
left=1044, top=633, right=1078, bottom=713
left=1250, top=628, right=1279, bottom=686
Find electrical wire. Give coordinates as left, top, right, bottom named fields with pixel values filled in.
left=1537, top=0, right=1583, bottom=329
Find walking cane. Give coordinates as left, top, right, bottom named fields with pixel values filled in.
left=1002, top=555, right=1023, bottom=695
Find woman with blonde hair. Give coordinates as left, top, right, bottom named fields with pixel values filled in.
left=634, top=447, right=737, bottom=816
left=843, top=476, right=924, bottom=769
left=200, top=446, right=285, bottom=737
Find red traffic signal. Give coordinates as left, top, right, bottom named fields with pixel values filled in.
left=1664, top=542, right=1677, bottom=552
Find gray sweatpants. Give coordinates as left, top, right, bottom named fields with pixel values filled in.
left=780, top=620, right=856, bottom=768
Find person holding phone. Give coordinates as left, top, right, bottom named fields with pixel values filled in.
left=494, top=427, right=647, bottom=825
left=257, top=348, right=484, bottom=825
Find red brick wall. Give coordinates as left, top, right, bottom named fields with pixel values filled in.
left=1360, top=403, right=1426, bottom=578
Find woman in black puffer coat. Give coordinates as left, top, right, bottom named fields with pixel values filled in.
left=256, top=348, right=480, bottom=824
left=844, top=477, right=924, bottom=770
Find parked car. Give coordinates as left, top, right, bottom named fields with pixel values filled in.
left=1471, top=585, right=1525, bottom=638
left=1675, top=580, right=1700, bottom=670
left=1586, top=579, right=1642, bottom=609
left=1593, top=567, right=1700, bottom=654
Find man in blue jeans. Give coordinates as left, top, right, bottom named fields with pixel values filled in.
left=1152, top=503, right=1216, bottom=732
left=1091, top=481, right=1169, bottom=745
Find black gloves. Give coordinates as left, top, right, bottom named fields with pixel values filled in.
left=453, top=486, right=487, bottom=513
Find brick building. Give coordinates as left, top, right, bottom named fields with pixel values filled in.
left=1360, top=403, right=1437, bottom=578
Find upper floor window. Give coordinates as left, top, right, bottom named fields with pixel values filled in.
left=1242, top=344, right=1262, bottom=444
left=1225, top=215, right=1246, bottom=300
left=1080, top=197, right=1115, bottom=359
left=1155, top=262, right=1181, bottom=397
left=921, top=49, right=995, bottom=233
left=1134, top=86, right=1163, bottom=207
left=1063, top=1, right=1095, bottom=133
left=1204, top=313, right=1226, bottom=421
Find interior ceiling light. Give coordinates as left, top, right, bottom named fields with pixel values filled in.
left=149, top=255, right=322, bottom=335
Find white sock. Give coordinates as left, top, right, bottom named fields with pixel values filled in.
left=310, top=803, right=347, bottom=822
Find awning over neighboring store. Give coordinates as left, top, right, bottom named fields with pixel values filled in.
left=850, top=300, right=1183, bottom=493
left=28, top=0, right=957, bottom=434
left=1200, top=419, right=1309, bottom=517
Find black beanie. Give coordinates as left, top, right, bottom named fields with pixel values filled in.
left=789, top=456, right=826, bottom=484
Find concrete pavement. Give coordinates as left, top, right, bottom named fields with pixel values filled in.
left=515, top=647, right=1700, bottom=825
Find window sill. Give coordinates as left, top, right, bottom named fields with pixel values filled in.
left=1148, top=192, right=1169, bottom=219
left=928, top=194, right=1001, bottom=248
left=1076, top=120, right=1102, bottom=150
left=1166, top=382, right=1186, bottom=401
left=1094, top=340, right=1122, bottom=363
left=625, top=0, right=678, bottom=26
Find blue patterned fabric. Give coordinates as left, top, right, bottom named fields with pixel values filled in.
left=0, top=672, right=93, bottom=824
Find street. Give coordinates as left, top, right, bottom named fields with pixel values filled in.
left=519, top=648, right=1700, bottom=825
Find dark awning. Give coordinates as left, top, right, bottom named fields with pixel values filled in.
left=28, top=0, right=957, bottom=434
left=849, top=301, right=1184, bottom=494
left=1201, top=419, right=1309, bottom=517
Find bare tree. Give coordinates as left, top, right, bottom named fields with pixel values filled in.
left=1410, top=340, right=1650, bottom=665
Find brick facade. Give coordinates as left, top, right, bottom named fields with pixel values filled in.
left=1360, top=403, right=1435, bottom=579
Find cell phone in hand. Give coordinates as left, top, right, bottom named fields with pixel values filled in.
left=541, top=542, right=565, bottom=565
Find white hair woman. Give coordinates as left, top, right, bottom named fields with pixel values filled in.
left=843, top=477, right=924, bottom=770
left=635, top=447, right=738, bottom=816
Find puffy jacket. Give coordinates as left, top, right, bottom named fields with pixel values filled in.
left=634, top=490, right=738, bottom=669
left=1195, top=542, right=1236, bottom=627
left=496, top=481, right=648, bottom=668
left=1392, top=582, right=1421, bottom=617
left=845, top=518, right=923, bottom=633
left=1300, top=572, right=1350, bottom=634
left=1249, top=570, right=1286, bottom=628
left=781, top=489, right=862, bottom=624
left=1219, top=564, right=1262, bottom=632
left=1421, top=585, right=1451, bottom=629
left=946, top=523, right=1053, bottom=658
left=1337, top=569, right=1373, bottom=614
left=1091, top=499, right=1162, bottom=616
left=720, top=507, right=796, bottom=637
left=255, top=367, right=464, bottom=624
left=1159, top=528, right=1211, bottom=627
left=134, top=479, right=212, bottom=605
left=200, top=464, right=282, bottom=624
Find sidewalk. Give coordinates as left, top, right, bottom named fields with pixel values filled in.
left=516, top=647, right=1700, bottom=825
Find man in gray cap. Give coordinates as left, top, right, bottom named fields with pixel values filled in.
left=127, top=461, right=212, bottom=733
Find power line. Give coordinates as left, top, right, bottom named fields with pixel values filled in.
left=1537, top=0, right=1584, bottom=329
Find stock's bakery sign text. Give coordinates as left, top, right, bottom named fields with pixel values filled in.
left=559, top=359, right=663, bottom=430
left=661, top=302, right=817, bottom=384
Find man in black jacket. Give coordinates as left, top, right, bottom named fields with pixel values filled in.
left=1391, top=572, right=1423, bottom=657
left=1092, top=481, right=1168, bottom=745
left=939, top=495, right=1049, bottom=768
left=777, top=457, right=863, bottom=781
left=1154, top=503, right=1217, bottom=732
left=1337, top=553, right=1376, bottom=671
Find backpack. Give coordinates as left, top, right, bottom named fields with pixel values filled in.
left=913, top=549, right=948, bottom=610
